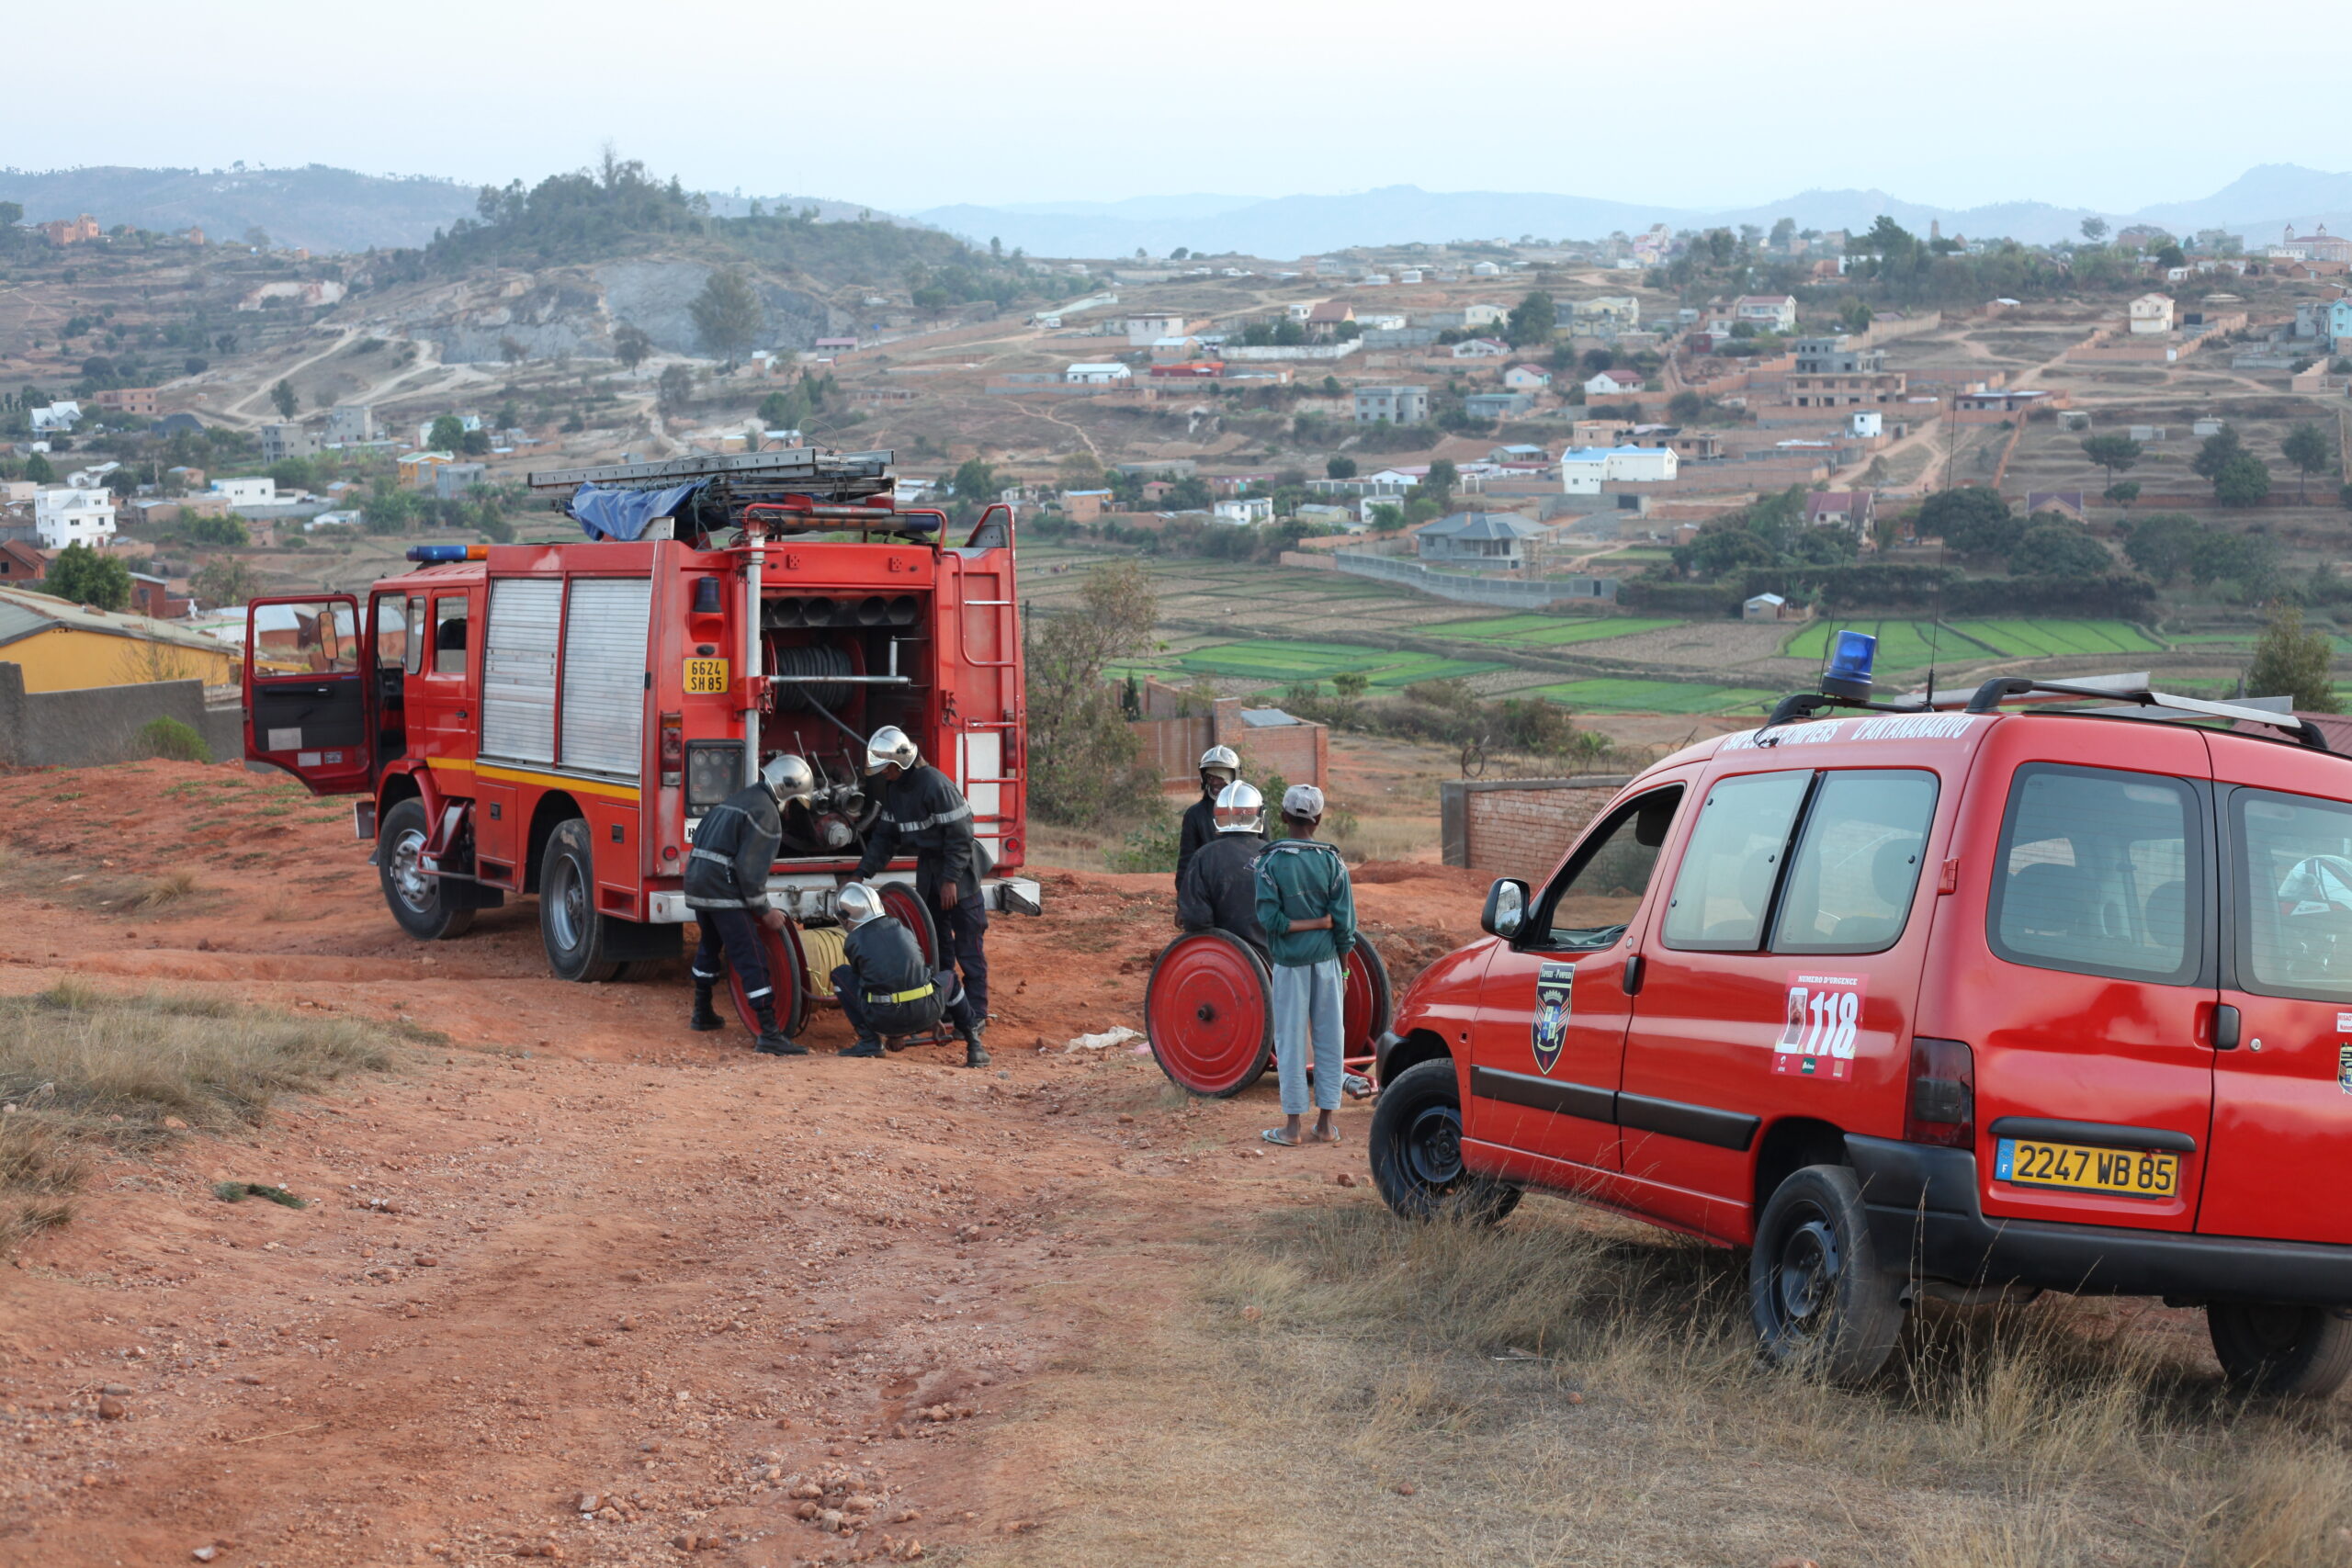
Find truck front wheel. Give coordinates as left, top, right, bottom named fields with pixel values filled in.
left=379, top=798, right=475, bottom=942
left=1749, top=1164, right=1904, bottom=1385
left=539, top=818, right=622, bottom=983
left=1368, top=1059, right=1521, bottom=1223
left=2207, top=1303, right=2352, bottom=1399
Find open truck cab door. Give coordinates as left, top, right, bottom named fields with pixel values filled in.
left=243, top=592, right=374, bottom=795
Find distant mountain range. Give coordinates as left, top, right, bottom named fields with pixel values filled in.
left=13, top=161, right=2352, bottom=261
left=0, top=164, right=891, bottom=254
left=917, top=164, right=2352, bottom=259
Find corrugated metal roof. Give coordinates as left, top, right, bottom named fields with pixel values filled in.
left=0, top=586, right=233, bottom=655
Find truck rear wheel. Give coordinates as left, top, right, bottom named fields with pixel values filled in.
left=539, top=818, right=622, bottom=983
left=379, top=798, right=475, bottom=942
left=1368, top=1058, right=1521, bottom=1223
left=1750, top=1164, right=1904, bottom=1385
left=2207, top=1303, right=2352, bottom=1398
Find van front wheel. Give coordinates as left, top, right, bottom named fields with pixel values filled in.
left=1367, top=1059, right=1521, bottom=1224
left=1750, top=1164, right=1905, bottom=1385
left=2207, top=1303, right=2352, bottom=1399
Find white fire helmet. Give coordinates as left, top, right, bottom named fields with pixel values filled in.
left=1213, top=779, right=1264, bottom=834
left=836, top=882, right=885, bottom=927
left=761, top=752, right=816, bottom=805
left=1199, top=744, right=1240, bottom=790
left=865, top=726, right=919, bottom=775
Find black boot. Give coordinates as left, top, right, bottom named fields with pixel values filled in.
left=752, top=1001, right=806, bottom=1056
left=689, top=982, right=725, bottom=1033
left=962, top=1026, right=989, bottom=1069
left=838, top=1037, right=885, bottom=1058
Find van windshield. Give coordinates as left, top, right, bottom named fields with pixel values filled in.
left=1989, top=764, right=2201, bottom=985
left=2234, top=790, right=2352, bottom=1003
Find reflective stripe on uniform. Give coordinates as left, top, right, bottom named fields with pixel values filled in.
left=744, top=987, right=772, bottom=1000
left=689, top=847, right=735, bottom=866
left=692, top=968, right=719, bottom=981
left=882, top=802, right=972, bottom=831
left=865, top=982, right=935, bottom=1005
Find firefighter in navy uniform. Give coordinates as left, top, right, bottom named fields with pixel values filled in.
left=1174, top=745, right=1240, bottom=890
left=831, top=882, right=988, bottom=1067
left=1177, top=780, right=1269, bottom=952
left=853, top=727, right=991, bottom=1031
left=686, top=754, right=816, bottom=1055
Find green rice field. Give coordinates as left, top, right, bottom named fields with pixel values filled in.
left=1782, top=620, right=1984, bottom=671
left=1154, top=639, right=1510, bottom=692
left=1528, top=679, right=1781, bottom=715
left=1784, top=618, right=2164, bottom=670
left=1424, top=615, right=1679, bottom=648
left=1943, top=620, right=2165, bottom=658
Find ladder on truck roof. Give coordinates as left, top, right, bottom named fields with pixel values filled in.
left=527, top=448, right=918, bottom=541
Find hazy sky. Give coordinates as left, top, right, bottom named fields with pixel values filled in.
left=9, top=0, right=2345, bottom=214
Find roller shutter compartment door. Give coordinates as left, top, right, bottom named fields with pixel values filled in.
left=481, top=579, right=562, bottom=766
left=560, top=578, right=653, bottom=780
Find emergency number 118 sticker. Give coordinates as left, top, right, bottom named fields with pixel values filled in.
left=1775, top=972, right=1864, bottom=1079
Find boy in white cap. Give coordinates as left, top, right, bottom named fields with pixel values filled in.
left=1251, top=784, right=1356, bottom=1146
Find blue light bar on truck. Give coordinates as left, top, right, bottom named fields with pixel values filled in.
left=405, top=545, right=489, bottom=562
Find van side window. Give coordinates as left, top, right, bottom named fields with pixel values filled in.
left=2232, top=790, right=2352, bottom=1003
left=1770, top=770, right=1939, bottom=955
left=1661, top=771, right=1810, bottom=952
left=1988, top=764, right=2202, bottom=985
left=1531, top=785, right=1684, bottom=950
left=433, top=596, right=470, bottom=676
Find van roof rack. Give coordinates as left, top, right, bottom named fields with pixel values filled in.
left=1961, top=676, right=2332, bottom=752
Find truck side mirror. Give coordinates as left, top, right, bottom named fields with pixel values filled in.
left=1481, top=878, right=1530, bottom=941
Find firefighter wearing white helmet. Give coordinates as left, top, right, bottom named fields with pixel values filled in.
left=828, top=882, right=987, bottom=1066
left=685, top=752, right=817, bottom=1055
left=1177, top=779, right=1268, bottom=952
left=1176, top=745, right=1241, bottom=889
left=854, top=725, right=991, bottom=1030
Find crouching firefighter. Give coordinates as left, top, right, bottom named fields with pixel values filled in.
left=832, top=882, right=989, bottom=1067
left=854, top=726, right=989, bottom=1024
left=686, top=754, right=817, bottom=1056
left=1177, top=779, right=1269, bottom=952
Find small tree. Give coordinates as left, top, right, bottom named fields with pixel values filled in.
left=1325, top=455, right=1357, bottom=479
left=185, top=513, right=250, bottom=547
left=190, top=558, right=261, bottom=605
left=2080, top=433, right=2143, bottom=482
left=657, top=363, right=696, bottom=416
left=1423, top=457, right=1458, bottom=513
left=22, top=452, right=54, bottom=483
left=1025, top=562, right=1161, bottom=827
left=2282, top=422, right=2335, bottom=502
left=688, top=269, right=763, bottom=370
left=428, top=413, right=466, bottom=452
left=2245, top=602, right=2340, bottom=713
left=2213, top=451, right=2272, bottom=507
left=1916, top=486, right=2018, bottom=557
left=2007, top=522, right=2113, bottom=577
left=2103, top=479, right=2142, bottom=517
left=613, top=323, right=652, bottom=372
left=269, top=378, right=298, bottom=419
left=1506, top=291, right=1556, bottom=347
left=2080, top=216, right=2109, bottom=243
left=43, top=541, right=131, bottom=609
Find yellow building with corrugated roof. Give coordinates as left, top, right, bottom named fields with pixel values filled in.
left=0, top=586, right=239, bottom=693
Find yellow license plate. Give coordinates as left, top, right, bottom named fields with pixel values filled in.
left=684, top=658, right=729, bottom=694
left=1996, top=1138, right=2178, bottom=1199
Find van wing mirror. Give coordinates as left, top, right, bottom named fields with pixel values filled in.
left=1481, top=878, right=1531, bottom=941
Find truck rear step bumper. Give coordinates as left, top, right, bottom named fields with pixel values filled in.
left=1846, top=1134, right=2352, bottom=1307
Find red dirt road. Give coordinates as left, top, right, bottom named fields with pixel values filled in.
left=0, top=761, right=1485, bottom=1566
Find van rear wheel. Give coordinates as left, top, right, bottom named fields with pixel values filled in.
left=2207, top=1303, right=2352, bottom=1398
left=1367, top=1059, right=1521, bottom=1224
left=1750, top=1164, right=1904, bottom=1385
left=539, top=818, right=622, bottom=983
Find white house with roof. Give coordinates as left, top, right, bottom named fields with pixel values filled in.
left=1064, top=362, right=1133, bottom=384
left=1124, top=311, right=1186, bottom=346
left=1213, top=496, right=1273, bottom=525
left=65, top=461, right=121, bottom=490
left=1504, top=365, right=1554, bottom=392
left=34, top=487, right=117, bottom=548
left=1583, top=368, right=1647, bottom=397
left=1734, top=294, right=1799, bottom=333
left=1559, top=446, right=1678, bottom=495
left=1450, top=337, right=1509, bottom=359
left=210, top=476, right=277, bottom=508
left=2128, top=293, right=2176, bottom=335
left=29, top=401, right=81, bottom=434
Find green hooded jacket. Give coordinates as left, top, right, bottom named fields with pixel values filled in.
left=1251, top=837, right=1357, bottom=968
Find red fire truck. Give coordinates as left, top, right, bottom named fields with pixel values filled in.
left=241, top=447, right=1037, bottom=1032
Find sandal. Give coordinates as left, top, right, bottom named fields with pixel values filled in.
left=1260, top=1128, right=1301, bottom=1147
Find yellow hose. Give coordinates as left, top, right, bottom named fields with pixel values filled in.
left=797, top=923, right=849, bottom=1000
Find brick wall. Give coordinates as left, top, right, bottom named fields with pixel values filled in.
left=1441, top=775, right=1634, bottom=884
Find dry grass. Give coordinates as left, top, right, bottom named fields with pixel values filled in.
left=0, top=1116, right=84, bottom=1254
left=980, top=1200, right=2352, bottom=1567
left=1328, top=814, right=1435, bottom=863
left=260, top=898, right=318, bottom=923
left=134, top=869, right=200, bottom=909
left=0, top=980, right=402, bottom=1142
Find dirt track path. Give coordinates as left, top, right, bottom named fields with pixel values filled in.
left=0, top=761, right=1482, bottom=1567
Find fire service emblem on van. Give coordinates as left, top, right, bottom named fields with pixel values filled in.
left=1532, top=962, right=1575, bottom=1075
left=2339, top=1042, right=2352, bottom=1097
left=1776, top=972, right=1864, bottom=1079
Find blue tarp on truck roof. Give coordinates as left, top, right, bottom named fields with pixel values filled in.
left=567, top=481, right=703, bottom=542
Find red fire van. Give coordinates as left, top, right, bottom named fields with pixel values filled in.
left=1370, top=646, right=2352, bottom=1393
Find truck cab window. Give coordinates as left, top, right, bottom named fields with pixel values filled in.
left=433, top=597, right=469, bottom=676
left=1770, top=770, right=1939, bottom=954
left=1988, top=764, right=2201, bottom=985
left=1661, top=771, right=1811, bottom=952
left=404, top=596, right=426, bottom=676
left=1532, top=786, right=1682, bottom=950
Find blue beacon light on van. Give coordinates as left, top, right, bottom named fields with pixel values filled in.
left=1822, top=630, right=1877, bottom=702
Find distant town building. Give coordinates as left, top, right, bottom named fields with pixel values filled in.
left=1353, top=385, right=1429, bottom=424
left=324, top=404, right=375, bottom=444
left=1734, top=294, right=1799, bottom=333
left=1785, top=336, right=1905, bottom=406
left=1416, top=511, right=1550, bottom=570
left=38, top=214, right=101, bottom=247
left=1450, top=336, right=1509, bottom=358
left=1560, top=446, right=1677, bottom=494
left=1213, top=497, right=1273, bottom=525
left=209, top=477, right=277, bottom=509
left=1503, top=364, right=1553, bottom=392
left=1804, top=491, right=1877, bottom=538
left=1123, top=312, right=1185, bottom=346
left=33, top=487, right=117, bottom=549
left=91, top=388, right=159, bottom=417
left=2269, top=223, right=2352, bottom=265
left=259, top=423, right=323, bottom=465
left=2128, top=293, right=2176, bottom=335
left=1063, top=362, right=1133, bottom=384
left=1583, top=368, right=1646, bottom=397
left=28, top=401, right=81, bottom=434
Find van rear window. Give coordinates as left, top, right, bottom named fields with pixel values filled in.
left=2232, top=790, right=2352, bottom=1004
left=1988, top=765, right=2202, bottom=985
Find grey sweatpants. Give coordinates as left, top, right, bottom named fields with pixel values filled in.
left=1272, top=957, right=1345, bottom=1115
